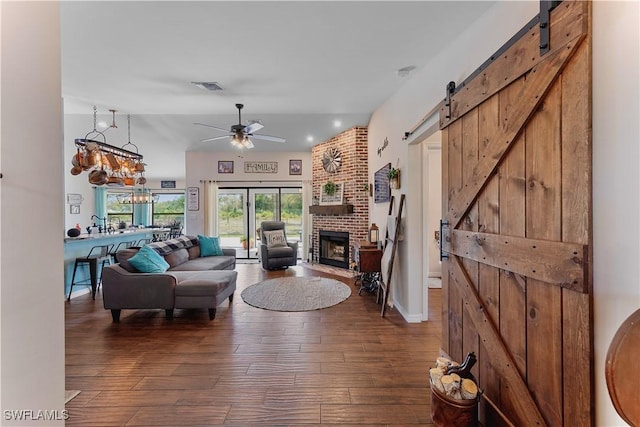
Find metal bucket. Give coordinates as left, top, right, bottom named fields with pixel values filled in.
left=430, top=384, right=478, bottom=427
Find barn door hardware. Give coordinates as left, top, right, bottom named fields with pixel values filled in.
left=439, top=219, right=449, bottom=261
left=444, top=81, right=456, bottom=120
left=539, top=0, right=562, bottom=55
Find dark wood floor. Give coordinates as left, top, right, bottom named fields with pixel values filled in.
left=65, top=264, right=442, bottom=426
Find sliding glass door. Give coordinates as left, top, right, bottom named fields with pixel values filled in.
left=217, top=187, right=302, bottom=259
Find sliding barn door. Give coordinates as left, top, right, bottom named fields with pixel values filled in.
left=439, top=2, right=592, bottom=426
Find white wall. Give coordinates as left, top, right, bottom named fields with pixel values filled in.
left=369, top=1, right=639, bottom=424
left=185, top=150, right=312, bottom=236
left=592, top=2, right=640, bottom=426
left=1, top=2, right=66, bottom=425
left=368, top=0, right=539, bottom=320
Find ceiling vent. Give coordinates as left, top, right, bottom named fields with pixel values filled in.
left=191, top=81, right=224, bottom=91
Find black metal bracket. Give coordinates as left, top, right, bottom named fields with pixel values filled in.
left=439, top=219, right=449, bottom=261
left=539, top=0, right=562, bottom=55
left=444, top=81, right=456, bottom=120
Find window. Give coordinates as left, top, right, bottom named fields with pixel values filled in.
left=152, top=193, right=185, bottom=228
left=106, top=192, right=133, bottom=228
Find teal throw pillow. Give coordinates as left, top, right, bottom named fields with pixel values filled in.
left=128, top=245, right=169, bottom=273
left=198, top=235, right=223, bottom=257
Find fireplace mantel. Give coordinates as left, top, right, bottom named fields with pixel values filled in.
left=309, top=204, right=354, bottom=215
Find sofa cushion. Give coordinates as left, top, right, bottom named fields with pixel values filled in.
left=265, top=245, right=294, bottom=258
left=128, top=245, right=170, bottom=273
left=198, top=235, right=223, bottom=256
left=187, top=245, right=200, bottom=259
left=173, top=271, right=237, bottom=296
left=169, top=256, right=235, bottom=271
left=263, top=230, right=287, bottom=248
left=164, top=248, right=189, bottom=269
left=116, top=248, right=141, bottom=273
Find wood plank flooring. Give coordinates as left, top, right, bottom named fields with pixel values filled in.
left=65, top=264, right=442, bottom=426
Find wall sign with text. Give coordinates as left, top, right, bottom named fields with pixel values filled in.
left=244, top=161, right=278, bottom=173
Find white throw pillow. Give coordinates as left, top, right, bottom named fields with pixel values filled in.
left=263, top=230, right=287, bottom=248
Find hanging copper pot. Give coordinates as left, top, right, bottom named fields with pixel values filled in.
left=123, top=176, right=135, bottom=186
left=88, top=169, right=108, bottom=185
left=70, top=165, right=82, bottom=176
left=136, top=176, right=147, bottom=185
left=105, top=153, right=121, bottom=171
left=107, top=174, right=125, bottom=187
left=83, top=150, right=100, bottom=169
left=134, top=162, right=146, bottom=172
left=72, top=150, right=84, bottom=167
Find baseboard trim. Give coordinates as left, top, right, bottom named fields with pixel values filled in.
left=392, top=298, right=423, bottom=323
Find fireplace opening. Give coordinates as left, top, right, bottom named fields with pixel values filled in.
left=319, top=230, right=349, bottom=269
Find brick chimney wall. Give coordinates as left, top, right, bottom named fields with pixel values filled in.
left=311, top=126, right=369, bottom=265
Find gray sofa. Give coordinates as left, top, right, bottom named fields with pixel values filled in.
left=102, top=235, right=237, bottom=322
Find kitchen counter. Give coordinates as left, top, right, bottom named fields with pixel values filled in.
left=64, top=228, right=171, bottom=299
left=64, top=228, right=170, bottom=243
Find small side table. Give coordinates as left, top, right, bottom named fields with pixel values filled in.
left=353, top=241, right=383, bottom=295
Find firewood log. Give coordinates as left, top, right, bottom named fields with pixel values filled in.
left=441, top=373, right=461, bottom=397
left=430, top=368, right=445, bottom=392
left=436, top=356, right=451, bottom=370
left=461, top=378, right=478, bottom=400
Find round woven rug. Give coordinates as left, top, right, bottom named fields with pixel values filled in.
left=241, top=276, right=351, bottom=311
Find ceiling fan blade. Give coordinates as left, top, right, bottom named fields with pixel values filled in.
left=193, top=123, right=230, bottom=133
left=252, top=134, right=286, bottom=143
left=200, top=135, right=230, bottom=142
left=243, top=122, right=264, bottom=134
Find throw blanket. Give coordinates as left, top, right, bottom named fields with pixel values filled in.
left=147, top=235, right=199, bottom=256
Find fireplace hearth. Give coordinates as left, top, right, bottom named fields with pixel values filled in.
left=319, top=230, right=349, bottom=269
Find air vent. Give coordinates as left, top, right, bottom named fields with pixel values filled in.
left=191, top=81, right=224, bottom=91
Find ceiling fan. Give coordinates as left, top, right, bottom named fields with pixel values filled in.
left=194, top=103, right=286, bottom=149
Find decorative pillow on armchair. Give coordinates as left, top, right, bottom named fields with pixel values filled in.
left=263, top=230, right=287, bottom=248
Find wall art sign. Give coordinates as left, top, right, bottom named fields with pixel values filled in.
left=244, top=161, right=278, bottom=173
left=160, top=180, right=176, bottom=188
left=66, top=193, right=84, bottom=205
left=377, top=137, right=389, bottom=157
left=187, top=187, right=199, bottom=211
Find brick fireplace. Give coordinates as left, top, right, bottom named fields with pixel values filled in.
left=311, top=127, right=369, bottom=267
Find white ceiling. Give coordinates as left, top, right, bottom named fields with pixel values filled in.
left=61, top=1, right=495, bottom=180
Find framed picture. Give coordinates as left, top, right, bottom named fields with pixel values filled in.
left=70, top=204, right=80, bottom=214
left=218, top=161, right=234, bottom=174
left=374, top=163, right=391, bottom=203
left=319, top=182, right=344, bottom=205
left=289, top=159, right=302, bottom=175
left=187, top=187, right=199, bottom=211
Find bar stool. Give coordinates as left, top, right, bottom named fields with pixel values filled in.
left=109, top=240, right=137, bottom=263
left=136, top=237, right=153, bottom=247
left=67, top=245, right=113, bottom=301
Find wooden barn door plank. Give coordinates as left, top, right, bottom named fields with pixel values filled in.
left=447, top=119, right=464, bottom=363
left=445, top=36, right=583, bottom=228
left=461, top=108, right=480, bottom=380
left=525, top=77, right=563, bottom=427
left=448, top=256, right=547, bottom=427
left=447, top=229, right=587, bottom=290
left=476, top=94, right=502, bottom=425
left=497, top=77, right=528, bottom=422
left=560, top=32, right=593, bottom=425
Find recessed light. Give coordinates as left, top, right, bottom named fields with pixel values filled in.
left=333, top=120, right=342, bottom=128
left=97, top=121, right=108, bottom=129
left=306, top=136, right=314, bottom=143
